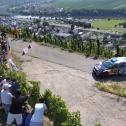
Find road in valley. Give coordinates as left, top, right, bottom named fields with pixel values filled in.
left=9, top=38, right=126, bottom=126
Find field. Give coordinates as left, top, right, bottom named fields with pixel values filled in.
left=92, top=19, right=126, bottom=33
left=54, top=0, right=126, bottom=10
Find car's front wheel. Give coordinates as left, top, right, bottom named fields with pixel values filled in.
left=101, top=71, right=109, bottom=78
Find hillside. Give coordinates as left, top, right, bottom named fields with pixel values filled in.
left=0, top=0, right=126, bottom=14
left=54, top=0, right=126, bottom=10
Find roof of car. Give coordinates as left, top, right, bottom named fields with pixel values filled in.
left=111, top=57, right=126, bottom=64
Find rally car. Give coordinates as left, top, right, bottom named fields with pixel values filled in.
left=93, top=57, right=126, bottom=77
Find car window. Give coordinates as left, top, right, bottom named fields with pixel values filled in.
left=102, top=60, right=114, bottom=68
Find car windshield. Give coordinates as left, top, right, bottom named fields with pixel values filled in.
left=102, top=60, right=114, bottom=68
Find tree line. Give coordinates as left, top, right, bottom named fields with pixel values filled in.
left=0, top=25, right=126, bottom=59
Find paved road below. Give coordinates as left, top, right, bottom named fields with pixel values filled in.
left=9, top=38, right=126, bottom=126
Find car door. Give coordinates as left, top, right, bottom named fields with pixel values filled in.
left=109, top=64, right=119, bottom=75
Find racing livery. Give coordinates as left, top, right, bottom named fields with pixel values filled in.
left=93, top=57, right=126, bottom=77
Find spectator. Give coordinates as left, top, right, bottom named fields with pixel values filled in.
left=22, top=47, right=28, bottom=56
left=8, top=58, right=18, bottom=71
left=22, top=103, right=32, bottom=126
left=10, top=78, right=20, bottom=97
left=0, top=77, right=3, bottom=106
left=30, top=98, right=47, bottom=126
left=1, top=83, right=13, bottom=115
left=1, top=31, right=6, bottom=38
left=6, top=89, right=28, bottom=126
left=28, top=45, right=31, bottom=49
left=1, top=77, right=11, bottom=87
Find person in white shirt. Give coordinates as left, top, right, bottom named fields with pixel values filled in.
left=0, top=77, right=10, bottom=105
left=8, top=58, right=18, bottom=71
left=30, top=98, right=47, bottom=126
left=1, top=77, right=11, bottom=87
left=1, top=84, right=13, bottom=115
left=22, top=47, right=28, bottom=56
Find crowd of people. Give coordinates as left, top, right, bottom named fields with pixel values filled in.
left=0, top=77, right=47, bottom=126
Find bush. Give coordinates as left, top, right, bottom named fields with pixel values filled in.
left=62, top=111, right=81, bottom=126
left=42, top=89, right=68, bottom=126
left=28, top=81, right=41, bottom=107
left=42, top=89, right=81, bottom=126
left=95, top=123, right=102, bottom=126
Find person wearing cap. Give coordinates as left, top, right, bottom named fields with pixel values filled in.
left=7, top=89, right=28, bottom=126
left=0, top=83, right=13, bottom=115
left=10, top=78, right=20, bottom=97
left=1, top=77, right=11, bottom=87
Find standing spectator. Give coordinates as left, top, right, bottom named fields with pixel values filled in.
left=6, top=89, right=28, bottom=126
left=1, top=84, right=13, bottom=115
left=1, top=77, right=11, bottom=87
left=23, top=103, right=32, bottom=126
left=10, top=78, right=20, bottom=97
left=8, top=58, right=18, bottom=71
left=28, top=45, right=31, bottom=49
left=30, top=98, right=47, bottom=126
left=1, top=31, right=6, bottom=38
left=22, top=47, right=28, bottom=56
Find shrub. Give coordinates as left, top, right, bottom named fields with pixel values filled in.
left=42, top=89, right=81, bottom=126
left=42, top=89, right=68, bottom=126
left=62, top=111, right=81, bottom=126
left=95, top=123, right=102, bottom=126
left=28, top=81, right=41, bottom=107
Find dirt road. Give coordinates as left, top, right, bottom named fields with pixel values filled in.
left=9, top=38, right=126, bottom=126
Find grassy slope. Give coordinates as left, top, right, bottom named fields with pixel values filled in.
left=54, top=0, right=126, bottom=10
left=96, top=82, right=126, bottom=97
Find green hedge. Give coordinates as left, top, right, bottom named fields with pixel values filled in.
left=42, top=89, right=81, bottom=126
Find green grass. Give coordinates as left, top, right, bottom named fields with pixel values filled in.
left=54, top=0, right=126, bottom=10
left=92, top=19, right=126, bottom=33
left=92, top=19, right=124, bottom=30
left=96, top=82, right=126, bottom=97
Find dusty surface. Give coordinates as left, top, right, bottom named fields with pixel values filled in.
left=9, top=38, right=126, bottom=126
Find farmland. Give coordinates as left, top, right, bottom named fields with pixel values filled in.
left=92, top=19, right=126, bottom=33
left=54, top=0, right=126, bottom=10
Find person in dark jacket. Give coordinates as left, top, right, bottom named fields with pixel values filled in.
left=6, top=89, right=28, bottom=126
left=10, top=78, right=20, bottom=97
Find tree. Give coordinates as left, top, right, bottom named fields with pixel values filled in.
left=122, top=33, right=126, bottom=38
left=115, top=44, right=120, bottom=57
left=96, top=39, right=100, bottom=57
